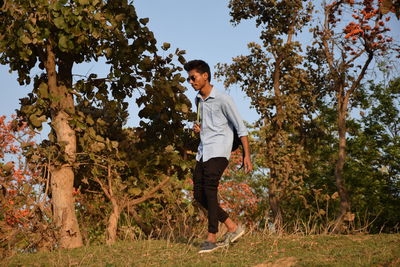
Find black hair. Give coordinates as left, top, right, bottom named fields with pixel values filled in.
left=183, top=60, right=211, bottom=82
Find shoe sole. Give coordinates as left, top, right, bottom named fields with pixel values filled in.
left=230, top=228, right=245, bottom=243
left=216, top=228, right=246, bottom=248
left=198, top=245, right=221, bottom=254
left=216, top=242, right=229, bottom=248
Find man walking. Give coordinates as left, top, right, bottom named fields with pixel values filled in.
left=184, top=60, right=253, bottom=253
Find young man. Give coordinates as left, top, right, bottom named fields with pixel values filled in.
left=184, top=60, right=253, bottom=253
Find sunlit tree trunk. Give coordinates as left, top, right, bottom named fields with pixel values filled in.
left=106, top=198, right=120, bottom=245
left=46, top=44, right=83, bottom=248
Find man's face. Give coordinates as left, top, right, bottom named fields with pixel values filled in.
left=187, top=69, right=208, bottom=91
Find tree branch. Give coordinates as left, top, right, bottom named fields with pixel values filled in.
left=347, top=51, right=374, bottom=99
left=94, top=176, right=111, bottom=200
left=124, top=175, right=170, bottom=208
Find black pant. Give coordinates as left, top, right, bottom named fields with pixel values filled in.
left=193, top=157, right=229, bottom=234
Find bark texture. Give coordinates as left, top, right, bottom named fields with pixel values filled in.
left=106, top=198, right=120, bottom=245
left=45, top=44, right=83, bottom=248
left=332, top=92, right=351, bottom=232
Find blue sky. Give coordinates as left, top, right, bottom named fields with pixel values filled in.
left=1, top=0, right=399, bottom=136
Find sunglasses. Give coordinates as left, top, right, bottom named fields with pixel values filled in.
left=186, top=75, right=196, bottom=83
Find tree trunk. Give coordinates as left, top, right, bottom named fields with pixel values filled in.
left=46, top=44, right=83, bottom=248
left=268, top=55, right=284, bottom=232
left=268, top=179, right=283, bottom=231
left=333, top=95, right=351, bottom=232
left=50, top=159, right=83, bottom=248
left=106, top=198, right=120, bottom=245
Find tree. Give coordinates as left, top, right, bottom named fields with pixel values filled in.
left=0, top=0, right=191, bottom=248
left=346, top=78, right=400, bottom=232
left=216, top=0, right=314, bottom=230
left=313, top=0, right=399, bottom=231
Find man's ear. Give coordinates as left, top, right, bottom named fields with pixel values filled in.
left=202, top=72, right=209, bottom=81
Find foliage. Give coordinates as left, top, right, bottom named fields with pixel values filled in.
left=0, top=115, right=54, bottom=257
left=297, top=77, right=400, bottom=234
left=216, top=0, right=314, bottom=229
left=70, top=48, right=195, bottom=244
left=310, top=0, right=400, bottom=231
left=345, top=78, right=400, bottom=232
left=1, top=0, right=195, bottom=247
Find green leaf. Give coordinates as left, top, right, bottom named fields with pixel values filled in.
left=188, top=203, right=194, bottom=216
left=181, top=104, right=188, bottom=113
left=128, top=187, right=142, bottom=196
left=92, top=142, right=105, bottom=152
left=95, top=135, right=105, bottom=142
left=38, top=83, right=49, bottom=99
left=76, top=121, right=86, bottom=130
left=111, top=141, right=119, bottom=148
left=162, top=42, right=170, bottom=50
left=92, top=30, right=100, bottom=39
left=21, top=105, right=34, bottom=115
left=139, top=18, right=149, bottom=25
left=86, top=116, right=95, bottom=125
left=105, top=48, right=112, bottom=57
left=115, top=14, right=125, bottom=22
left=58, top=35, right=69, bottom=51
left=29, top=114, right=46, bottom=128
left=178, top=55, right=186, bottom=65
left=94, top=12, right=102, bottom=21
left=26, top=23, right=36, bottom=33
left=20, top=35, right=31, bottom=44
left=88, top=127, right=96, bottom=137
left=79, top=0, right=90, bottom=5
left=54, top=17, right=67, bottom=29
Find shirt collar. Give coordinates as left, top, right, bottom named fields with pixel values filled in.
left=196, top=86, right=216, bottom=101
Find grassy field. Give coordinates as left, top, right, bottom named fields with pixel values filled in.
left=2, top=233, right=399, bottom=266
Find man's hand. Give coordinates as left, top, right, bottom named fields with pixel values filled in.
left=240, top=136, right=253, bottom=173
left=193, top=123, right=201, bottom=134
left=243, top=155, right=253, bottom=173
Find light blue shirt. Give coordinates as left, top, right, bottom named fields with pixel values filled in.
left=196, top=87, right=247, bottom=162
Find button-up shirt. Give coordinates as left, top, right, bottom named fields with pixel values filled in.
left=196, top=87, right=248, bottom=162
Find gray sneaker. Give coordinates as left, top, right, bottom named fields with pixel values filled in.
left=198, top=241, right=220, bottom=254
left=216, top=224, right=245, bottom=247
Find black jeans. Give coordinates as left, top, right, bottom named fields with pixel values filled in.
left=193, top=157, right=229, bottom=234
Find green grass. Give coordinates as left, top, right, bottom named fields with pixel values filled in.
left=2, top=234, right=399, bottom=266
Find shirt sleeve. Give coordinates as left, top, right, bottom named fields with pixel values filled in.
left=221, top=95, right=248, bottom=137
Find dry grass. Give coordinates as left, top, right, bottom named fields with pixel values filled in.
left=2, top=233, right=400, bottom=266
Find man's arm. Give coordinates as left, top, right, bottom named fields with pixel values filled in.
left=222, top=95, right=253, bottom=172
left=240, top=135, right=253, bottom=173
